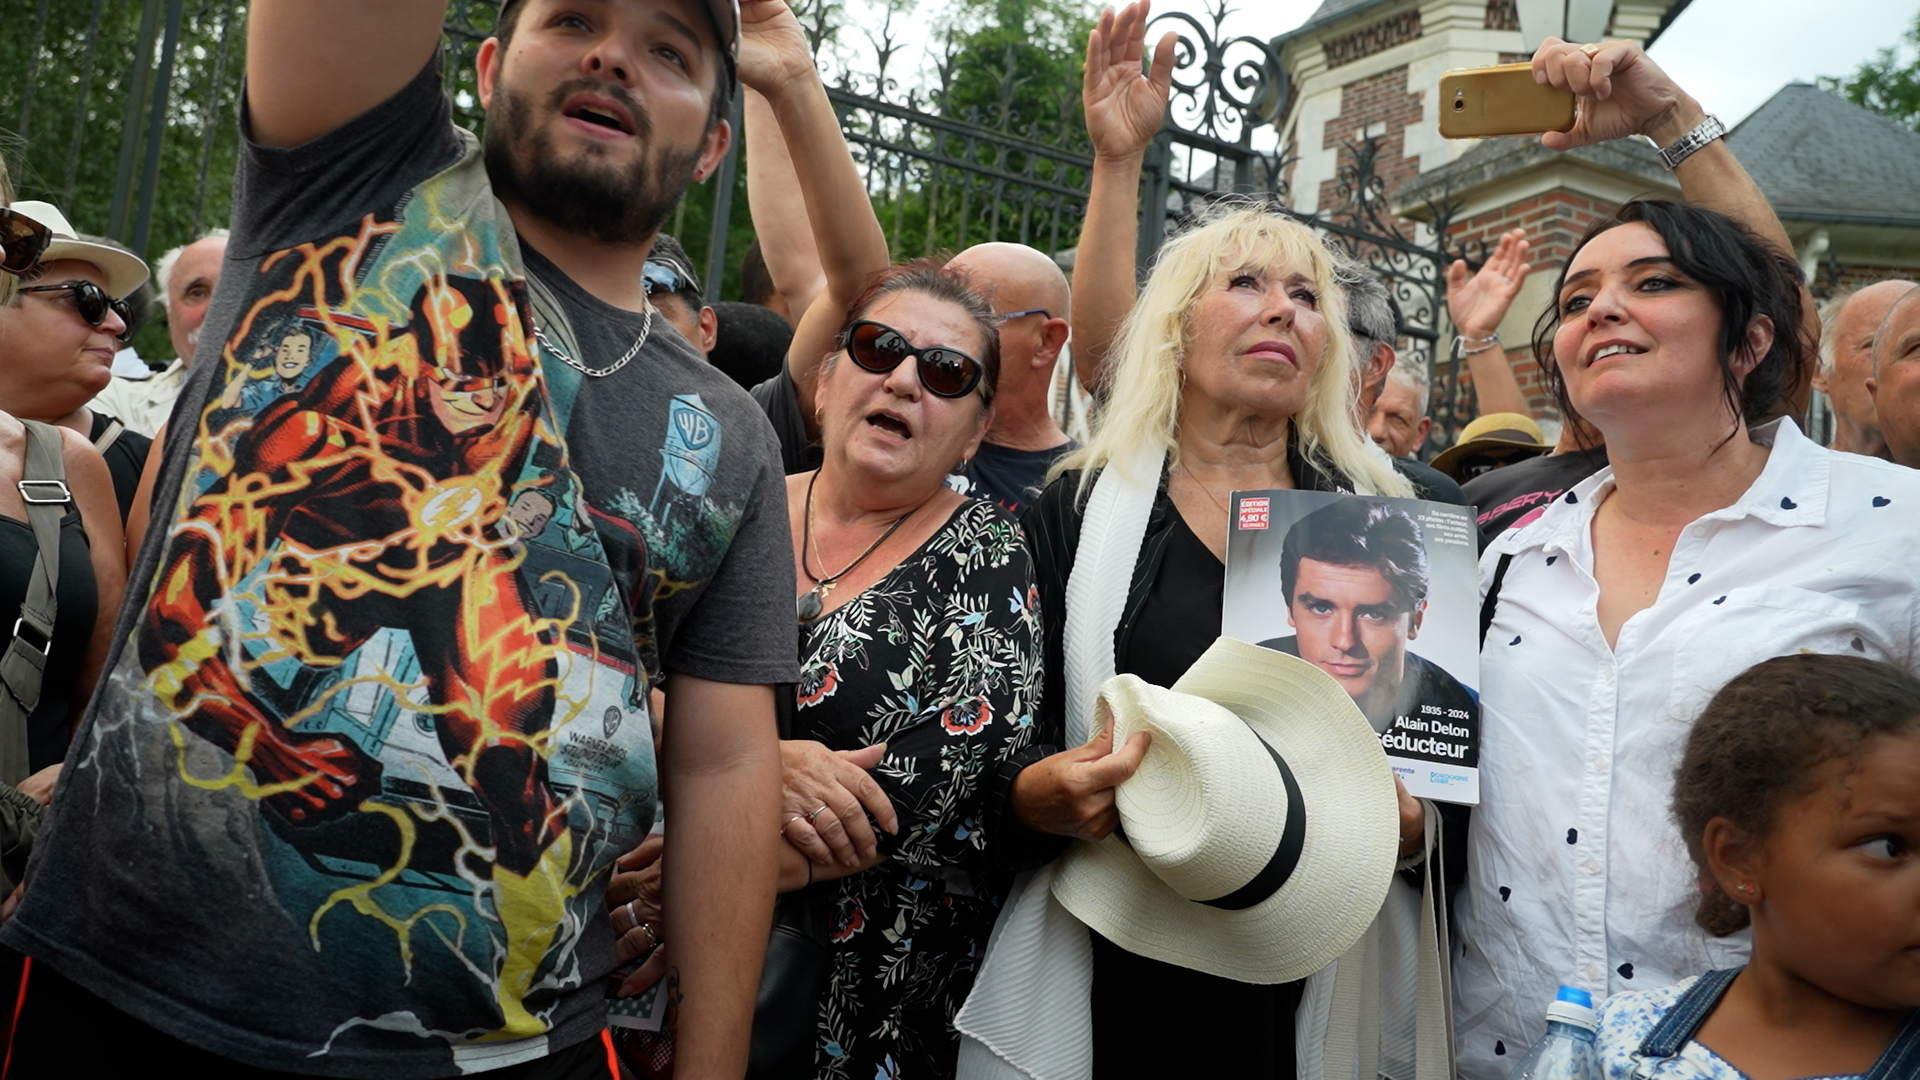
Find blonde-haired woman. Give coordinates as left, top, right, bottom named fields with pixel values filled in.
left=954, top=6, right=1462, bottom=1077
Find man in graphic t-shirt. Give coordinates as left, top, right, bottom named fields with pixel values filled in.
left=2, top=2, right=838, bottom=1076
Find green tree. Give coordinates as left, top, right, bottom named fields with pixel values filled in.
left=862, top=0, right=1096, bottom=257
left=1818, top=9, right=1920, bottom=131
left=2, top=0, right=248, bottom=362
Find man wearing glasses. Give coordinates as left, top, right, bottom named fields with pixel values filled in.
left=0, top=1, right=850, bottom=1076
left=643, top=233, right=719, bottom=354
left=944, top=242, right=1076, bottom=516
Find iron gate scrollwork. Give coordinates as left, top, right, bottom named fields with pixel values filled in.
left=3, top=0, right=1472, bottom=445
left=1138, top=2, right=1470, bottom=454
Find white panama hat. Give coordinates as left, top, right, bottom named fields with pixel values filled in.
left=1050, top=636, right=1399, bottom=984
left=7, top=200, right=150, bottom=300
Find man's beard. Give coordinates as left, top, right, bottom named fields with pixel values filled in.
left=484, top=76, right=704, bottom=246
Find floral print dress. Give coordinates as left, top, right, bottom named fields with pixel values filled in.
left=795, top=498, right=1042, bottom=1080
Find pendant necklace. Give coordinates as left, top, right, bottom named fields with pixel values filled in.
left=1180, top=461, right=1232, bottom=521
left=797, top=470, right=914, bottom=623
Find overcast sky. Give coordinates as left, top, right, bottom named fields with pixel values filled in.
left=1132, top=0, right=1918, bottom=126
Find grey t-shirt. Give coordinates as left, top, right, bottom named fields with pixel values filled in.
left=5, top=61, right=795, bottom=1077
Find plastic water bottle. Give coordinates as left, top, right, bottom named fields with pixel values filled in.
left=1506, top=985, right=1602, bottom=1080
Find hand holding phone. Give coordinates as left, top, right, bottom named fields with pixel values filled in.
left=1438, top=62, right=1576, bottom=139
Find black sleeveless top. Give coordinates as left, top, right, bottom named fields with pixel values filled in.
left=0, top=508, right=97, bottom=771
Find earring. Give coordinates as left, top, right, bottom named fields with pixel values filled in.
left=1737, top=881, right=1755, bottom=895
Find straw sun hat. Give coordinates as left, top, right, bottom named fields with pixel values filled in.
left=7, top=200, right=150, bottom=300
left=1050, top=637, right=1399, bottom=984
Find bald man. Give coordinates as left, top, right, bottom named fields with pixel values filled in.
left=1867, top=284, right=1920, bottom=468
left=943, top=242, right=1076, bottom=515
left=1816, top=279, right=1915, bottom=460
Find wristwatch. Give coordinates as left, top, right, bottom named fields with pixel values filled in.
left=1655, top=114, right=1726, bottom=170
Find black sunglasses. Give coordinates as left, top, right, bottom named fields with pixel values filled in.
left=839, top=319, right=984, bottom=399
left=0, top=208, right=52, bottom=275
left=17, top=280, right=132, bottom=334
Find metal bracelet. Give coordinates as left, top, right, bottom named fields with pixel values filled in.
left=1656, top=114, right=1726, bottom=171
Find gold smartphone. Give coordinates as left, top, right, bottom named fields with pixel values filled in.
left=1437, top=62, right=1576, bottom=139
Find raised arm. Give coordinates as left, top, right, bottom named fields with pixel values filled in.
left=743, top=88, right=829, bottom=328
left=1445, top=228, right=1535, bottom=418
left=246, top=0, right=446, bottom=148
left=737, top=1, right=889, bottom=430
left=1533, top=37, right=1817, bottom=417
left=1070, top=0, right=1175, bottom=395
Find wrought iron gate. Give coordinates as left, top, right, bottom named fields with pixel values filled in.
left=1, top=0, right=1476, bottom=446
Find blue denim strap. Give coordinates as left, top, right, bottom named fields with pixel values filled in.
left=1863, top=1009, right=1920, bottom=1080
left=1636, top=967, right=1741, bottom=1058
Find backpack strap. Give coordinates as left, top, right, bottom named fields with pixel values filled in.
left=91, top=416, right=125, bottom=455
left=0, top=420, right=72, bottom=786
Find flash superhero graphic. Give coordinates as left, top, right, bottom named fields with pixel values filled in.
left=136, top=263, right=636, bottom=1041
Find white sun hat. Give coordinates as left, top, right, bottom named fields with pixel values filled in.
left=8, top=200, right=150, bottom=300
left=1050, top=636, right=1399, bottom=984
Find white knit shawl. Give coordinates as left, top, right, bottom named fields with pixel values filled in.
left=952, top=444, right=1453, bottom=1080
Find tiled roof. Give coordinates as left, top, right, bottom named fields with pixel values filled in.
left=1724, top=82, right=1920, bottom=225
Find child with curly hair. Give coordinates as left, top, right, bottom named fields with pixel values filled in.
left=1592, top=653, right=1920, bottom=1078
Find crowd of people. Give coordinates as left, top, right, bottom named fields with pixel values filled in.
left=0, top=1, right=1916, bottom=1078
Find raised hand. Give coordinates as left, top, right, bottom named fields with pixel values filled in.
left=1446, top=228, right=1532, bottom=342
left=737, top=0, right=817, bottom=94
left=1083, top=0, right=1176, bottom=162
left=1531, top=37, right=1695, bottom=151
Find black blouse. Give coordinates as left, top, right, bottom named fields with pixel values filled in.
left=1005, top=439, right=1475, bottom=1079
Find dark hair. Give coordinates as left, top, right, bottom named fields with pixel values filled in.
left=1674, top=654, right=1920, bottom=936
left=741, top=238, right=777, bottom=307
left=1279, top=499, right=1429, bottom=610
left=1532, top=199, right=1811, bottom=444
left=493, top=0, right=734, bottom=132
left=707, top=300, right=792, bottom=389
left=831, top=256, right=1002, bottom=409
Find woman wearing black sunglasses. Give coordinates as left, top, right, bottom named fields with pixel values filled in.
left=0, top=172, right=129, bottom=852
left=738, top=258, right=1040, bottom=1078
left=0, top=202, right=154, bottom=525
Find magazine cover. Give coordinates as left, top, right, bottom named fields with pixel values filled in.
left=1223, top=489, right=1480, bottom=804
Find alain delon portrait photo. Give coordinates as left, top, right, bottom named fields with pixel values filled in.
left=1224, top=490, right=1481, bottom=804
